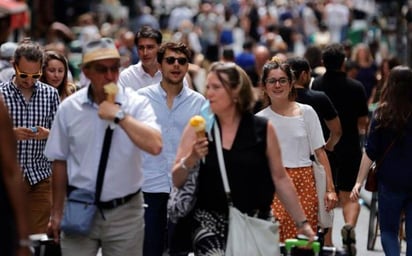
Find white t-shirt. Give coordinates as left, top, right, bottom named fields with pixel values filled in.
left=256, top=103, right=325, bottom=168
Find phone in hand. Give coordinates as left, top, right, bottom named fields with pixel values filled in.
left=30, top=126, right=38, bottom=133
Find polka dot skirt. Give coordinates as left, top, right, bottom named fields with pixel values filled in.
left=272, top=166, right=318, bottom=242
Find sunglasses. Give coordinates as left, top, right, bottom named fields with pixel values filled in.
left=265, top=77, right=289, bottom=86
left=14, top=65, right=42, bottom=79
left=92, top=64, right=120, bottom=74
left=164, top=56, right=188, bottom=65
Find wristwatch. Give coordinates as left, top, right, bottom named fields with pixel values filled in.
left=114, top=109, right=126, bottom=124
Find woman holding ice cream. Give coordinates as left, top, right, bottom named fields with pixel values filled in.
left=172, top=61, right=316, bottom=255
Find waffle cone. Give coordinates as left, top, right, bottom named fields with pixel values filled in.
left=106, top=94, right=116, bottom=103
left=196, top=130, right=206, bottom=138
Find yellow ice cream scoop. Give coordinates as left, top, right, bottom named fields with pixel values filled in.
left=104, top=82, right=118, bottom=103
left=189, top=115, right=206, bottom=138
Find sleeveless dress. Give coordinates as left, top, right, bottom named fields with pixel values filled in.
left=192, top=113, right=275, bottom=255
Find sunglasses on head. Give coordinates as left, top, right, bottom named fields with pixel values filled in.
left=14, top=65, right=42, bottom=79
left=164, top=56, right=188, bottom=65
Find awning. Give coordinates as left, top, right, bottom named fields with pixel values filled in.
left=0, top=0, right=29, bottom=29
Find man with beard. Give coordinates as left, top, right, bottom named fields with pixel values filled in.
left=0, top=39, right=60, bottom=234
left=137, top=42, right=205, bottom=256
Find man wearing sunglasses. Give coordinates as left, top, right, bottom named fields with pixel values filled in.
left=118, top=25, right=190, bottom=91
left=137, top=41, right=205, bottom=256
left=0, top=39, right=60, bottom=235
left=44, top=37, right=162, bottom=256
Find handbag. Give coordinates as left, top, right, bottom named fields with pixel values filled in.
left=61, top=126, right=114, bottom=235
left=213, top=123, right=280, bottom=256
left=312, top=160, right=334, bottom=228
left=364, top=163, right=377, bottom=192
left=60, top=188, right=97, bottom=235
left=364, top=137, right=397, bottom=192
left=302, top=108, right=333, bottom=228
left=168, top=162, right=199, bottom=223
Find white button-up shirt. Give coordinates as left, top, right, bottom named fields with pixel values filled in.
left=44, top=85, right=160, bottom=201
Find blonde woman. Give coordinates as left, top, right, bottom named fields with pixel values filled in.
left=172, top=62, right=316, bottom=255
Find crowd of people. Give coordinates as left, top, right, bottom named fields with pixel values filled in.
left=0, top=1, right=411, bottom=256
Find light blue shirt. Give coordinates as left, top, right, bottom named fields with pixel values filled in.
left=44, top=85, right=160, bottom=201
left=137, top=84, right=206, bottom=193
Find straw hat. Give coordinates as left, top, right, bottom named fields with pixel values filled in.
left=81, top=37, right=120, bottom=66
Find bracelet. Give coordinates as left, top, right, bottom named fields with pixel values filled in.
left=295, top=219, right=308, bottom=229
left=179, top=157, right=188, bottom=171
left=19, top=239, right=33, bottom=247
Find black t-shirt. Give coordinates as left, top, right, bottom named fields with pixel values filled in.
left=296, top=88, right=338, bottom=140
left=312, top=71, right=369, bottom=154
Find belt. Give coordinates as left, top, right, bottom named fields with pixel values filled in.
left=98, top=189, right=141, bottom=209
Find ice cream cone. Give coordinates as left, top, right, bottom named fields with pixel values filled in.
left=189, top=115, right=206, bottom=138
left=104, top=82, right=118, bottom=103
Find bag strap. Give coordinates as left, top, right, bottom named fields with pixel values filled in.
left=301, top=106, right=320, bottom=163
left=95, top=126, right=114, bottom=203
left=375, top=137, right=396, bottom=169
left=214, top=122, right=233, bottom=205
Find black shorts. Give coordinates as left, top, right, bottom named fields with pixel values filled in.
left=327, top=150, right=362, bottom=192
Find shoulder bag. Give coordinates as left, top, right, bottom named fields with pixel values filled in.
left=365, top=138, right=397, bottom=192
left=61, top=126, right=114, bottom=235
left=302, top=108, right=334, bottom=228
left=213, top=122, right=280, bottom=256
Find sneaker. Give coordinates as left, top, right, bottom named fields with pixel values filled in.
left=341, top=224, right=356, bottom=256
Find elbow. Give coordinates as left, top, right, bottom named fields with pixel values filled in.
left=335, top=129, right=343, bottom=140
left=150, top=139, right=163, bottom=155
left=146, top=133, right=163, bottom=155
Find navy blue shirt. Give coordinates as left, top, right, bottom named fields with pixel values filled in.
left=366, top=117, right=412, bottom=192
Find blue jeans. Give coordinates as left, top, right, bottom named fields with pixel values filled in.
left=143, top=192, right=169, bottom=256
left=378, top=184, right=412, bottom=256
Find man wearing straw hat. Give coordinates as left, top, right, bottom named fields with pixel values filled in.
left=45, top=37, right=162, bottom=256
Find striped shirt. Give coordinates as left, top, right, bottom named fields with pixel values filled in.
left=0, top=80, right=60, bottom=185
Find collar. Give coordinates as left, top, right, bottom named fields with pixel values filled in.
left=137, top=61, right=161, bottom=77
left=10, top=78, right=39, bottom=92
left=80, top=84, right=126, bottom=107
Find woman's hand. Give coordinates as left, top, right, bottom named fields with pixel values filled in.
left=190, top=136, right=208, bottom=161
left=297, top=222, right=317, bottom=243
left=350, top=183, right=362, bottom=201
left=325, top=191, right=338, bottom=211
